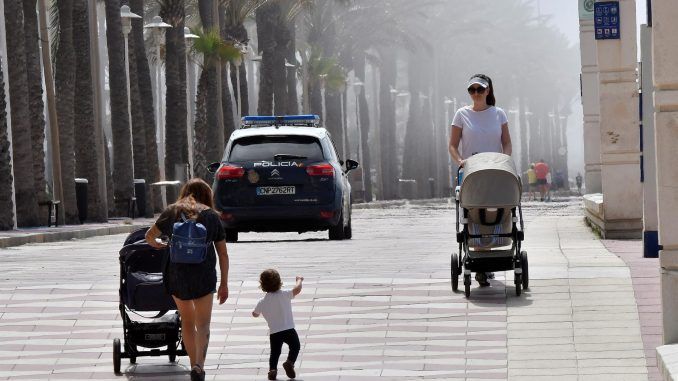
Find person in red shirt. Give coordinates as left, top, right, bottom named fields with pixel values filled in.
left=534, top=159, right=550, bottom=202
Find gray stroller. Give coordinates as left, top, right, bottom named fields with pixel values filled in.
left=451, top=152, right=528, bottom=297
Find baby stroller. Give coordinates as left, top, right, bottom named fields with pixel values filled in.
left=113, top=227, right=187, bottom=373
left=451, top=152, right=528, bottom=298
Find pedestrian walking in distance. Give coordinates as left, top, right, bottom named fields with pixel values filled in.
left=525, top=163, right=538, bottom=201
left=145, top=178, right=230, bottom=381
left=448, top=73, right=513, bottom=287
left=253, top=269, right=303, bottom=380
left=534, top=159, right=550, bottom=201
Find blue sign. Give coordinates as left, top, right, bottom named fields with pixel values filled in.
left=594, top=1, right=620, bottom=40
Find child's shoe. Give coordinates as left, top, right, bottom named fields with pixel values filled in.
left=282, top=361, right=296, bottom=379
left=268, top=369, right=277, bottom=380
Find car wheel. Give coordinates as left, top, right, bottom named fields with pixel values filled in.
left=225, top=229, right=238, bottom=243
left=328, top=210, right=345, bottom=240
left=343, top=208, right=352, bottom=239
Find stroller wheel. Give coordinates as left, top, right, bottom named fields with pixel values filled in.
left=521, top=251, right=529, bottom=290
left=515, top=273, right=522, bottom=296
left=464, top=274, right=471, bottom=298
left=113, top=338, right=121, bottom=374
left=451, top=253, right=460, bottom=291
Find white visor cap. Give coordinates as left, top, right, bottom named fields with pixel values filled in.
left=467, top=76, right=489, bottom=89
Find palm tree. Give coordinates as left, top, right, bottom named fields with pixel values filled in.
left=4, top=0, right=40, bottom=227
left=104, top=0, right=135, bottom=216
left=159, top=0, right=187, bottom=202
left=22, top=0, right=48, bottom=208
left=0, top=57, right=15, bottom=230
left=54, top=0, right=80, bottom=224
left=256, top=1, right=287, bottom=115
left=73, top=0, right=107, bottom=222
left=131, top=0, right=161, bottom=215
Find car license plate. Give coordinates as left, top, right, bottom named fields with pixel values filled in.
left=256, top=186, right=296, bottom=196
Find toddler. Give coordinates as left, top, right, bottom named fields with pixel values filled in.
left=252, top=269, right=303, bottom=380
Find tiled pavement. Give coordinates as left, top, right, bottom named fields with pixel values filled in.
left=0, top=199, right=658, bottom=380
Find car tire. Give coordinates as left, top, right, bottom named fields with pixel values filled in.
left=225, top=229, right=238, bottom=243
left=328, top=210, right=345, bottom=240
left=343, top=208, right=352, bottom=240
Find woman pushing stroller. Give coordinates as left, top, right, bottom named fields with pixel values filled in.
left=145, top=179, right=230, bottom=381
left=448, top=74, right=513, bottom=287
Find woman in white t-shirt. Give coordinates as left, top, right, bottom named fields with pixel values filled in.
left=448, top=74, right=513, bottom=287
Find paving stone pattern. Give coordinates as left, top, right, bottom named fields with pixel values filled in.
left=0, top=199, right=653, bottom=380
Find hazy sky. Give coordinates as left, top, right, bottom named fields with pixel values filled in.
left=538, top=0, right=648, bottom=47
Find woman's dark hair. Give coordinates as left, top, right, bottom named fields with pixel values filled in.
left=260, top=269, right=282, bottom=292
left=174, top=178, right=214, bottom=219
left=470, top=73, right=496, bottom=106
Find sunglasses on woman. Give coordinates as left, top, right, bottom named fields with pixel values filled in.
left=467, top=86, right=487, bottom=94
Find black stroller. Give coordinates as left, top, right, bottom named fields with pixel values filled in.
left=113, top=227, right=187, bottom=373
left=451, top=152, right=529, bottom=298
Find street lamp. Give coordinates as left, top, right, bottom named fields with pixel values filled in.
left=120, top=5, right=141, bottom=183
left=184, top=27, right=198, bottom=177
left=144, top=16, right=171, bottom=181
left=352, top=80, right=365, bottom=198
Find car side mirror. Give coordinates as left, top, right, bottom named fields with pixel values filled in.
left=207, top=162, right=221, bottom=173
left=345, top=159, right=359, bottom=172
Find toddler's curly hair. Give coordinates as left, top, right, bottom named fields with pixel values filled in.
left=259, top=269, right=282, bottom=292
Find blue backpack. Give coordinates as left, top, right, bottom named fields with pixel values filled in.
left=170, top=214, right=209, bottom=264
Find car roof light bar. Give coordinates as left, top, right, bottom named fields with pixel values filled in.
left=241, top=115, right=320, bottom=128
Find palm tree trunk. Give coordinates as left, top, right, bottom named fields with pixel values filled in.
left=280, top=15, right=297, bottom=114
left=55, top=0, right=80, bottom=224
left=518, top=92, right=528, bottom=173
left=193, top=67, right=209, bottom=180
left=354, top=54, right=372, bottom=202
left=255, top=2, right=277, bottom=115
left=226, top=22, right=250, bottom=117
left=104, top=0, right=135, bottom=216
left=22, top=0, right=48, bottom=207
left=73, top=0, right=107, bottom=222
left=378, top=49, right=397, bottom=200
left=4, top=0, right=39, bottom=226
left=161, top=0, right=187, bottom=203
left=131, top=0, right=161, bottom=215
left=0, top=57, right=15, bottom=230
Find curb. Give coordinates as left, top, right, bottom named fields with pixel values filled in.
left=0, top=220, right=153, bottom=249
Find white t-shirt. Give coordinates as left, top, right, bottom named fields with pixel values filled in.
left=254, top=290, right=295, bottom=334
left=451, top=106, right=508, bottom=160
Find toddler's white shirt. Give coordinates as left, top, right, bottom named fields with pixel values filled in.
left=254, top=290, right=295, bottom=334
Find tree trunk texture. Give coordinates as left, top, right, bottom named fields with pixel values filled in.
left=73, top=0, right=107, bottom=222
left=0, top=57, right=15, bottom=229
left=280, top=15, right=297, bottom=114
left=161, top=0, right=187, bottom=203
left=219, top=4, right=235, bottom=140
left=104, top=0, right=135, bottom=216
left=354, top=54, right=372, bottom=202
left=378, top=50, right=397, bottom=200
left=131, top=0, right=161, bottom=215
left=4, top=0, right=39, bottom=226
left=198, top=0, right=224, bottom=168
left=255, top=2, right=278, bottom=115
left=55, top=0, right=80, bottom=224
left=518, top=93, right=528, bottom=173
left=105, top=136, right=116, bottom=216
left=324, top=89, right=343, bottom=157
left=309, top=82, right=322, bottom=117
left=22, top=0, right=48, bottom=207
left=225, top=22, right=250, bottom=117
left=193, top=68, right=209, bottom=180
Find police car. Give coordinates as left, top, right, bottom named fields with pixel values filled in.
left=207, top=115, right=359, bottom=242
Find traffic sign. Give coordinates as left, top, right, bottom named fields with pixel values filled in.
left=594, top=1, right=620, bottom=40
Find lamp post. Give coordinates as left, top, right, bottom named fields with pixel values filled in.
left=144, top=16, right=171, bottom=181
left=120, top=5, right=142, bottom=185
left=444, top=97, right=454, bottom=189
left=319, top=73, right=328, bottom=123
left=353, top=80, right=365, bottom=199
left=184, top=27, right=198, bottom=177
left=250, top=54, right=262, bottom=115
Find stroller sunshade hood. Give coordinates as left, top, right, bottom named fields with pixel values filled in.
left=460, top=152, right=522, bottom=208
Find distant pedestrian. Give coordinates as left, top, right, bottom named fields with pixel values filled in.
left=145, top=178, right=230, bottom=381
left=576, top=172, right=583, bottom=194
left=253, top=269, right=303, bottom=380
left=545, top=171, right=553, bottom=202
left=524, top=163, right=538, bottom=201
left=534, top=159, right=550, bottom=201
left=448, top=73, right=512, bottom=287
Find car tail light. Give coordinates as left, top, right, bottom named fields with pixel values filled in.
left=320, top=211, right=335, bottom=219
left=306, top=163, right=334, bottom=177
left=220, top=212, right=234, bottom=221
left=217, top=165, right=245, bottom=180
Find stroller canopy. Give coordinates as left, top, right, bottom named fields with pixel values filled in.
left=460, top=152, right=522, bottom=208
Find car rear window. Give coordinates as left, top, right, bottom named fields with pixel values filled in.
left=228, top=135, right=325, bottom=162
